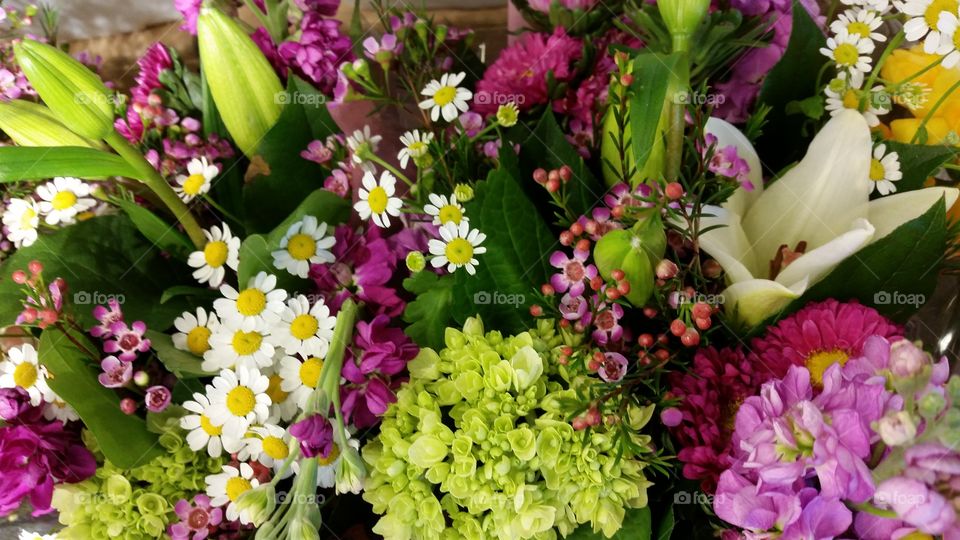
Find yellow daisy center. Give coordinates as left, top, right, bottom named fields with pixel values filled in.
left=51, top=191, right=77, bottom=211
left=186, top=326, right=213, bottom=355
left=408, top=141, right=428, bottom=156
left=299, top=357, right=324, bottom=388
left=262, top=436, right=289, bottom=460
left=236, top=288, right=266, bottom=316
left=445, top=238, right=474, bottom=265
left=231, top=330, right=263, bottom=356
left=226, top=385, right=256, bottom=416
left=842, top=89, right=860, bottom=110
left=847, top=21, right=871, bottom=39
left=433, top=85, right=457, bottom=106
left=182, top=173, right=207, bottom=195
left=869, top=159, right=886, bottom=182
left=832, top=43, right=860, bottom=67
left=19, top=208, right=36, bottom=229
left=926, top=0, right=958, bottom=27
left=266, top=374, right=289, bottom=404
left=806, top=350, right=849, bottom=386
left=225, top=476, right=253, bottom=502
left=367, top=186, right=389, bottom=214
left=438, top=204, right=463, bottom=225
left=13, top=362, right=37, bottom=388
left=287, top=233, right=316, bottom=261
left=290, top=314, right=319, bottom=340
left=317, top=442, right=341, bottom=465
left=203, top=241, right=229, bottom=268
left=200, top=414, right=222, bottom=436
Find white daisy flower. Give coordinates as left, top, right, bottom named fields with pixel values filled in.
left=172, top=307, right=221, bottom=358
left=214, top=271, right=288, bottom=332
left=419, top=72, right=473, bottom=122
left=345, top=125, right=382, bottom=172
left=43, top=398, right=79, bottom=424
left=937, top=9, right=960, bottom=67
left=354, top=170, right=402, bottom=228
left=845, top=0, right=890, bottom=13
left=35, top=177, right=96, bottom=225
left=2, top=197, right=40, bottom=248
left=18, top=531, right=56, bottom=540
left=270, top=295, right=336, bottom=358
left=830, top=8, right=887, bottom=42
left=205, top=463, right=260, bottom=523
left=424, top=193, right=468, bottom=226
left=278, top=354, right=324, bottom=410
left=869, top=144, right=903, bottom=195
left=428, top=221, right=487, bottom=275
left=174, top=156, right=219, bottom=202
left=238, top=423, right=293, bottom=471
left=271, top=216, right=336, bottom=279
left=203, top=323, right=275, bottom=372
left=397, top=130, right=434, bottom=169
left=205, top=366, right=272, bottom=436
left=900, top=0, right=956, bottom=52
left=0, top=344, right=53, bottom=406
left=820, top=29, right=875, bottom=84
left=180, top=392, right=243, bottom=457
left=187, top=224, right=241, bottom=288
left=824, top=74, right=889, bottom=126
left=263, top=368, right=299, bottom=422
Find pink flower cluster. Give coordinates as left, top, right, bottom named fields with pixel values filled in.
left=273, top=7, right=354, bottom=95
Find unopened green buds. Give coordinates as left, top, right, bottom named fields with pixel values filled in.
left=0, top=100, right=100, bottom=148
left=593, top=213, right=666, bottom=306
left=197, top=7, right=283, bottom=156
left=13, top=39, right=115, bottom=140
left=658, top=0, right=710, bottom=52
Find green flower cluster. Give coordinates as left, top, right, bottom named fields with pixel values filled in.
left=363, top=318, right=655, bottom=540
left=51, top=422, right=223, bottom=539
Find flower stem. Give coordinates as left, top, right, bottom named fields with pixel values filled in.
left=365, top=152, right=415, bottom=187
left=860, top=30, right=904, bottom=111
left=910, top=78, right=960, bottom=144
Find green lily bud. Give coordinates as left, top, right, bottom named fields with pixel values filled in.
left=289, top=517, right=321, bottom=540
left=593, top=213, right=666, bottom=306
left=235, top=483, right=276, bottom=526
left=13, top=39, right=114, bottom=140
left=658, top=0, right=710, bottom=52
left=197, top=7, right=283, bottom=156
left=0, top=100, right=100, bottom=147
left=336, top=443, right=367, bottom=494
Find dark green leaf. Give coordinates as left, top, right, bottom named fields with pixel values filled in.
left=114, top=198, right=193, bottom=257
left=630, top=53, right=678, bottom=175
left=0, top=146, right=139, bottom=182
left=567, top=507, right=652, bottom=539
left=160, top=285, right=219, bottom=305
left=39, top=328, right=160, bottom=469
left=292, top=76, right=340, bottom=140
left=883, top=141, right=958, bottom=193
left=655, top=504, right=675, bottom=540
left=146, top=330, right=214, bottom=378
left=147, top=404, right=187, bottom=434
left=402, top=271, right=456, bottom=350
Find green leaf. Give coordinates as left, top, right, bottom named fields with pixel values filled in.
left=146, top=404, right=187, bottom=434
left=114, top=198, right=193, bottom=257
left=791, top=198, right=947, bottom=322
left=39, top=328, right=160, bottom=469
left=264, top=188, right=351, bottom=246
left=655, top=504, right=675, bottom=540
left=291, top=76, right=340, bottom=140
left=630, top=53, right=677, bottom=174
left=160, top=285, right=219, bottom=305
left=0, top=146, right=140, bottom=181
left=883, top=141, right=958, bottom=193
left=0, top=215, right=191, bottom=329
left=402, top=271, right=456, bottom=350
left=567, top=507, right=652, bottom=539
left=146, top=330, right=214, bottom=378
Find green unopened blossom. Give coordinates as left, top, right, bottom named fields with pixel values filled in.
left=496, top=103, right=519, bottom=127
left=235, top=483, right=276, bottom=526
left=406, top=251, right=427, bottom=273
left=510, top=346, right=543, bottom=391
left=453, top=183, right=474, bottom=202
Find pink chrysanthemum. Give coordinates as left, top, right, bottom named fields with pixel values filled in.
left=750, top=299, right=902, bottom=386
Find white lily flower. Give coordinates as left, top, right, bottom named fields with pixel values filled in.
left=700, top=110, right=958, bottom=326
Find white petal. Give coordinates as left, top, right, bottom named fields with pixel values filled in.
left=774, top=218, right=874, bottom=287
left=696, top=205, right=759, bottom=281
left=866, top=186, right=960, bottom=240
left=723, top=278, right=808, bottom=328
left=705, top=117, right=764, bottom=216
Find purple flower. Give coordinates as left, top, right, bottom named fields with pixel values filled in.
left=103, top=321, right=151, bottom=361
left=660, top=407, right=683, bottom=427
left=97, top=356, right=132, bottom=388
left=296, top=0, right=340, bottom=16
left=90, top=299, right=124, bottom=338
left=590, top=301, right=623, bottom=345
left=780, top=495, right=852, bottom=540
left=549, top=249, right=596, bottom=296
left=874, top=477, right=956, bottom=535
left=301, top=139, right=334, bottom=164
left=458, top=112, right=483, bottom=137
left=363, top=34, right=400, bottom=63
left=145, top=385, right=172, bottom=413
left=174, top=0, right=202, bottom=35
left=169, top=493, right=223, bottom=540
left=705, top=133, right=753, bottom=191
left=278, top=14, right=354, bottom=95
left=598, top=352, right=627, bottom=383
left=130, top=43, right=172, bottom=108
left=0, top=388, right=33, bottom=422
left=888, top=340, right=930, bottom=378
left=289, top=414, right=334, bottom=458
left=558, top=293, right=588, bottom=321
left=714, top=470, right=802, bottom=533
left=324, top=169, right=350, bottom=197
left=342, top=377, right=397, bottom=429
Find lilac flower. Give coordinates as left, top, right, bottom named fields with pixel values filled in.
left=0, top=68, right=29, bottom=100
left=363, top=34, right=400, bottom=63
left=145, top=385, right=172, bottom=413
left=549, top=249, right=596, bottom=296
left=780, top=496, right=852, bottom=540
left=90, top=299, right=124, bottom=338
left=169, top=494, right=223, bottom=540
left=296, top=0, right=340, bottom=16
left=558, top=293, right=588, bottom=321
left=301, top=140, right=334, bottom=164
left=590, top=301, right=624, bottom=345
left=324, top=169, right=350, bottom=197
left=0, top=388, right=32, bottom=422
left=714, top=470, right=802, bottom=533
left=278, top=13, right=354, bottom=95
left=289, top=414, right=334, bottom=458
left=458, top=112, right=483, bottom=137
left=874, top=477, right=956, bottom=535
left=97, top=356, right=132, bottom=388
left=103, top=321, right=151, bottom=361
left=598, top=352, right=628, bottom=383
left=705, top=133, right=753, bottom=191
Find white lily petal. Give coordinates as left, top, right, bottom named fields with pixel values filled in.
left=698, top=205, right=760, bottom=281
left=705, top=117, right=763, bottom=217
left=867, top=187, right=959, bottom=241
left=774, top=218, right=875, bottom=287
left=723, top=277, right=808, bottom=328
left=742, top=110, right=873, bottom=262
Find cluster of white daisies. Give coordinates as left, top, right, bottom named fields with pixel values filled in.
left=0, top=342, right=79, bottom=423
left=1, top=177, right=98, bottom=249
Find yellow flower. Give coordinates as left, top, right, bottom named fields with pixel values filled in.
left=882, top=47, right=960, bottom=144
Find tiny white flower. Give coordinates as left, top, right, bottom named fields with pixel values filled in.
left=204, top=323, right=275, bottom=371
left=845, top=0, right=890, bottom=13
left=271, top=216, right=336, bottom=278
left=271, top=295, right=336, bottom=358
left=172, top=307, right=221, bottom=357
left=345, top=125, right=382, bottom=172
left=278, top=354, right=325, bottom=410
left=175, top=156, right=219, bottom=202
left=428, top=221, right=487, bottom=275
left=214, top=271, right=288, bottom=332
left=936, top=9, right=960, bottom=67
left=820, top=29, right=875, bottom=84
left=830, top=8, right=887, bottom=42
left=424, top=192, right=468, bottom=226
left=2, top=197, right=39, bottom=248
left=397, top=130, right=434, bottom=169
left=205, top=366, right=272, bottom=435
left=900, top=0, right=956, bottom=52
left=354, top=170, right=402, bottom=228
left=824, top=73, right=889, bottom=126
left=869, top=144, right=903, bottom=195
left=419, top=72, right=473, bottom=122
left=18, top=531, right=57, bottom=540
left=260, top=366, right=299, bottom=423
left=239, top=423, right=293, bottom=472
left=180, top=392, right=242, bottom=457
left=43, top=398, right=79, bottom=424
left=0, top=344, right=54, bottom=406
left=187, top=224, right=241, bottom=288
left=35, top=177, right=96, bottom=225
left=205, top=463, right=260, bottom=523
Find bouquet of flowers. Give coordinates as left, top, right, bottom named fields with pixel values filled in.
left=4, top=0, right=960, bottom=538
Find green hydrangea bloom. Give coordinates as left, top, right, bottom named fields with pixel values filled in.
left=363, top=317, right=654, bottom=540
left=52, top=422, right=223, bottom=539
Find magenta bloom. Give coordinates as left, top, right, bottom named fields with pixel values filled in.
left=289, top=414, right=335, bottom=458
left=169, top=494, right=223, bottom=540
left=301, top=139, right=334, bottom=164
left=590, top=300, right=623, bottom=345
left=103, top=321, right=151, bottom=361
left=90, top=298, right=124, bottom=338
left=705, top=133, right=753, bottom=190
left=97, top=356, right=132, bottom=388
left=131, top=43, right=172, bottom=108
left=324, top=169, right=350, bottom=197
left=278, top=13, right=354, bottom=95
left=0, top=388, right=32, bottom=422
left=145, top=385, right=172, bottom=413
left=558, top=293, right=588, bottom=321
left=549, top=249, right=596, bottom=296
left=598, top=352, right=627, bottom=383
left=363, top=34, right=400, bottom=62
left=174, top=0, right=202, bottom=35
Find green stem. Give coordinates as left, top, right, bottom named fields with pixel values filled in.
left=847, top=502, right=899, bottom=519
left=861, top=30, right=904, bottom=111
left=104, top=131, right=206, bottom=248
left=891, top=54, right=943, bottom=89
left=201, top=194, right=243, bottom=227
left=365, top=152, right=415, bottom=187
left=469, top=122, right=499, bottom=142
left=910, top=78, right=960, bottom=144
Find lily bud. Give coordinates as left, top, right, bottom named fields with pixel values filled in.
left=197, top=7, right=283, bottom=156
left=13, top=39, right=114, bottom=140
left=335, top=443, right=367, bottom=495
left=289, top=517, right=321, bottom=540
left=593, top=213, right=666, bottom=306
left=658, top=0, right=710, bottom=52
left=0, top=100, right=100, bottom=148
left=235, top=483, right=276, bottom=526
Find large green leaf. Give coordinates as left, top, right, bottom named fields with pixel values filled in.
left=0, top=215, right=191, bottom=329
left=146, top=330, right=214, bottom=378
left=630, top=53, right=677, bottom=175
left=791, top=199, right=947, bottom=322
left=567, top=507, right=652, bottom=539
left=114, top=198, right=193, bottom=257
left=0, top=146, right=139, bottom=181
left=402, top=271, right=456, bottom=350
left=39, top=328, right=161, bottom=469
left=883, top=141, right=958, bottom=193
